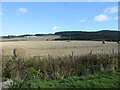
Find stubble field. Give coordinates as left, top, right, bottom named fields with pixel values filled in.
left=1, top=40, right=118, bottom=57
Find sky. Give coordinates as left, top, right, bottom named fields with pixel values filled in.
left=1, top=0, right=119, bottom=2
left=0, top=2, right=119, bottom=36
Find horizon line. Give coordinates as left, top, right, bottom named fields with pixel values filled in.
left=1, top=29, right=119, bottom=36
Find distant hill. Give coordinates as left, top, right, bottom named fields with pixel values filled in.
left=1, top=30, right=119, bottom=41
left=54, top=30, right=120, bottom=41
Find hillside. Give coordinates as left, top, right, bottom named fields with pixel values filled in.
left=0, top=35, right=60, bottom=41
left=54, top=30, right=120, bottom=41
left=1, top=30, right=119, bottom=41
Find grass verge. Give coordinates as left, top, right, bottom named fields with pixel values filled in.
left=11, top=70, right=120, bottom=88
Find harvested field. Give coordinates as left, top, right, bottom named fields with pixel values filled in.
left=1, top=41, right=118, bottom=57
left=0, top=35, right=60, bottom=42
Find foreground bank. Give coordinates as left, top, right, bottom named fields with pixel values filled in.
left=2, top=53, right=120, bottom=88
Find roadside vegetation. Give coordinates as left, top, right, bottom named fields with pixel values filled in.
left=2, top=53, right=120, bottom=88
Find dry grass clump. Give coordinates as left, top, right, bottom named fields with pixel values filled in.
left=13, top=48, right=26, bottom=58
left=2, top=53, right=119, bottom=81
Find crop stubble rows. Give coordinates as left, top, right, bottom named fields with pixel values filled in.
left=1, top=41, right=118, bottom=57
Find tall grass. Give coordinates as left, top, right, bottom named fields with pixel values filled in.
left=2, top=53, right=119, bottom=82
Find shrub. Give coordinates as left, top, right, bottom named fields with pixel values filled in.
left=2, top=53, right=119, bottom=82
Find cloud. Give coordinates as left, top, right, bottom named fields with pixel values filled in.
left=17, top=7, right=28, bottom=13
left=94, top=14, right=110, bottom=22
left=52, top=26, right=61, bottom=31
left=104, top=6, right=118, bottom=14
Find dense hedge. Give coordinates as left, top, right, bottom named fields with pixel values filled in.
left=2, top=53, right=119, bottom=81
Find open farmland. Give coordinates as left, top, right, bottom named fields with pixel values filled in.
left=0, top=35, right=60, bottom=42
left=1, top=40, right=119, bottom=88
left=1, top=41, right=118, bottom=57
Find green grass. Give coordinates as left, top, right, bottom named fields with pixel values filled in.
left=12, top=70, right=120, bottom=88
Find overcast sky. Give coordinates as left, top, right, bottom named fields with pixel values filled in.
left=0, top=2, right=119, bottom=35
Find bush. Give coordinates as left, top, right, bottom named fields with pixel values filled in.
left=2, top=53, right=119, bottom=82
